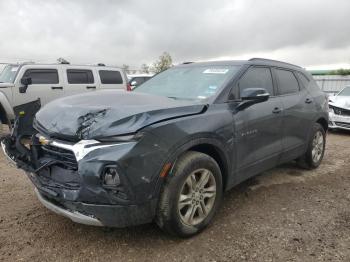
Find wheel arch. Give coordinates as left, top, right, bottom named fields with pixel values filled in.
left=164, top=137, right=231, bottom=191
left=316, top=117, right=328, bottom=132
left=188, top=143, right=229, bottom=190
left=0, top=102, right=9, bottom=124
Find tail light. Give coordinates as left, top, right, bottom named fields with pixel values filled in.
left=126, top=83, right=132, bottom=91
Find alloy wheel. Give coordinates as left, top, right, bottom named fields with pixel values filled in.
left=311, top=130, right=324, bottom=163
left=178, top=168, right=216, bottom=226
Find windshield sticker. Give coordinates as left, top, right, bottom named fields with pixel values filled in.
left=11, top=67, right=19, bottom=72
left=208, top=85, right=218, bottom=90
left=203, top=68, right=229, bottom=74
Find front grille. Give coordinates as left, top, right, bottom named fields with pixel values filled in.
left=333, top=106, right=350, bottom=116
left=41, top=144, right=78, bottom=170
left=335, top=122, right=350, bottom=129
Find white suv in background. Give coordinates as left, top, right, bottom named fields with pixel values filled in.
left=0, top=63, right=127, bottom=127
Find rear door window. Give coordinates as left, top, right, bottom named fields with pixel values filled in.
left=67, top=69, right=94, bottom=84
left=99, top=70, right=123, bottom=84
left=275, top=69, right=300, bottom=95
left=23, top=69, right=59, bottom=84
left=238, top=67, right=274, bottom=97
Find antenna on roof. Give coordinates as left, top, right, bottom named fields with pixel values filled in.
left=57, top=57, right=70, bottom=64
left=97, top=63, right=105, bottom=66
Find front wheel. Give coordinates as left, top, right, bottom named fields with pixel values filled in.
left=156, top=151, right=223, bottom=237
left=298, top=123, right=326, bottom=169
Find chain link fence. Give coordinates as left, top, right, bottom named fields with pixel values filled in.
left=313, top=75, right=350, bottom=95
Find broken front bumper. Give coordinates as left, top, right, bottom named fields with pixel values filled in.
left=35, top=188, right=103, bottom=226
left=34, top=184, right=158, bottom=227
left=1, top=132, right=166, bottom=228
left=329, top=111, right=350, bottom=130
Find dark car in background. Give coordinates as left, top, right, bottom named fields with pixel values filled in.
left=1, top=58, right=328, bottom=237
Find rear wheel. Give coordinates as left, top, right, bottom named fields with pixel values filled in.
left=298, top=123, right=326, bottom=169
left=156, top=151, right=223, bottom=237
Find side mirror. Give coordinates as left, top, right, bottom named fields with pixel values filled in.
left=130, top=80, right=137, bottom=86
left=241, top=88, right=270, bottom=102
left=237, top=88, right=270, bottom=110
left=19, top=77, right=32, bottom=93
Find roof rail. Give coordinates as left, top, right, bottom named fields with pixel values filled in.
left=249, top=58, right=301, bottom=68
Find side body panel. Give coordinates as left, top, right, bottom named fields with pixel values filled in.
left=232, top=97, right=284, bottom=184
left=13, top=65, right=64, bottom=107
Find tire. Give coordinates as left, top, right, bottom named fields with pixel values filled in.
left=156, top=151, right=223, bottom=237
left=297, top=123, right=326, bottom=169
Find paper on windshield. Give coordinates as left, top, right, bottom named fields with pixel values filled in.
left=203, top=68, right=229, bottom=74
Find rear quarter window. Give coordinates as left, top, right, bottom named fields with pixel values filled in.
left=99, top=70, right=123, bottom=84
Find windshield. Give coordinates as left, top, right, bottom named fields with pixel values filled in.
left=0, top=65, right=19, bottom=83
left=134, top=65, right=240, bottom=100
left=338, top=86, right=350, bottom=97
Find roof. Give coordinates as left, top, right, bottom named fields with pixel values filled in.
left=4, top=62, right=122, bottom=70
left=177, top=58, right=303, bottom=71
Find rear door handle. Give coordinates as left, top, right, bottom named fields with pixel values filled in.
left=51, top=86, right=63, bottom=90
left=86, top=86, right=96, bottom=89
left=272, top=107, right=282, bottom=114
left=305, top=98, right=313, bottom=104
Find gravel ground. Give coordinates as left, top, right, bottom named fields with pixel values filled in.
left=0, top=131, right=350, bottom=262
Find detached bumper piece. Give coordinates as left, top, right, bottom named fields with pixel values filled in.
left=36, top=187, right=157, bottom=228
left=35, top=189, right=103, bottom=227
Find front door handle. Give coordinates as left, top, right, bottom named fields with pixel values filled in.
left=272, top=107, right=282, bottom=114
left=51, top=86, right=63, bottom=90
left=86, top=86, right=96, bottom=89
left=305, top=98, right=313, bottom=104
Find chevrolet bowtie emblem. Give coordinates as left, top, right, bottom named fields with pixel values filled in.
left=38, top=136, right=50, bottom=145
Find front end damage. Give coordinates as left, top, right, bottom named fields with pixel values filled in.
left=1, top=93, right=206, bottom=227
left=2, top=128, right=167, bottom=227
left=329, top=104, right=350, bottom=131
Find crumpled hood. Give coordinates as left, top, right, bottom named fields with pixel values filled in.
left=329, top=96, right=350, bottom=110
left=35, top=90, right=207, bottom=140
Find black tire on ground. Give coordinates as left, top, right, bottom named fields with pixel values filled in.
left=156, top=151, right=223, bottom=237
left=297, top=123, right=326, bottom=169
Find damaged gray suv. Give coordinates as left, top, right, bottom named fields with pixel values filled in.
left=1, top=58, right=329, bottom=237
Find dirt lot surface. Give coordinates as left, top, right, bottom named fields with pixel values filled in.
left=1, top=131, right=350, bottom=261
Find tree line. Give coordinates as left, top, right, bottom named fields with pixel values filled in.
left=123, top=52, right=173, bottom=74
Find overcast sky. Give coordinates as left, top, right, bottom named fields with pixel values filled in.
left=1, top=0, right=350, bottom=69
